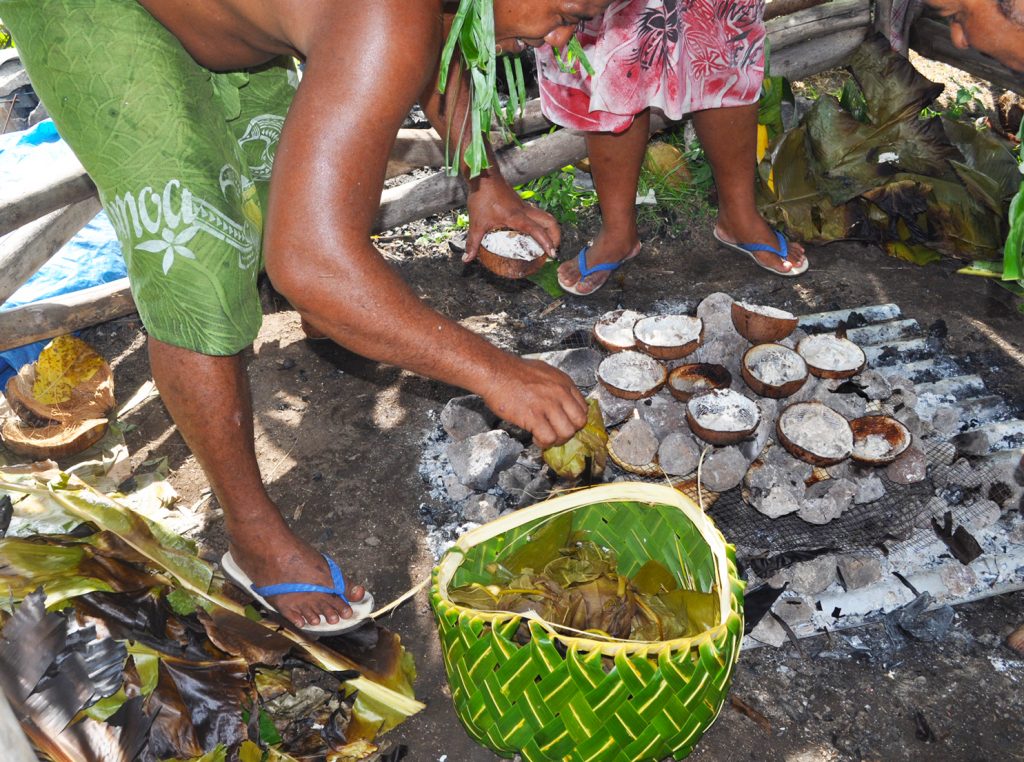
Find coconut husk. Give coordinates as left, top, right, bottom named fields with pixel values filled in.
left=6, top=360, right=114, bottom=424
left=1, top=416, right=109, bottom=459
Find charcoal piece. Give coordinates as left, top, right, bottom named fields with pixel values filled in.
left=931, top=511, right=984, bottom=564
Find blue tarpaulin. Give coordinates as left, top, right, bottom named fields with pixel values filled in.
left=0, top=119, right=125, bottom=386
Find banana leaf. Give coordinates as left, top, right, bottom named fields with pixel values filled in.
left=0, top=467, right=424, bottom=733
left=542, top=399, right=608, bottom=481
left=846, top=36, right=945, bottom=125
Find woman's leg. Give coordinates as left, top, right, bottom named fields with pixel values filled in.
left=692, top=103, right=807, bottom=274
left=557, top=109, right=650, bottom=295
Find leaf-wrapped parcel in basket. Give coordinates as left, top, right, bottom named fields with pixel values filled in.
left=430, top=483, right=745, bottom=762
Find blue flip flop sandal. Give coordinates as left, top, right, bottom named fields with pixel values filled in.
left=221, top=551, right=374, bottom=635
left=559, top=243, right=641, bottom=296
left=713, top=228, right=808, bottom=277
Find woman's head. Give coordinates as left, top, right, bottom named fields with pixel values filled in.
left=492, top=0, right=615, bottom=53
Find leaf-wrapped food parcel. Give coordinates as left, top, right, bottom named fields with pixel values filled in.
left=543, top=399, right=608, bottom=480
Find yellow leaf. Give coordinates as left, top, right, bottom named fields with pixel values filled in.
left=31, top=336, right=105, bottom=405
left=756, top=123, right=770, bottom=163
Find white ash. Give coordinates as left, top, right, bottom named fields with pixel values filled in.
left=688, top=389, right=759, bottom=432
left=736, top=302, right=795, bottom=320
left=778, top=328, right=807, bottom=350
left=594, top=309, right=645, bottom=350
left=779, top=403, right=853, bottom=460
left=745, top=345, right=806, bottom=386
left=588, top=384, right=634, bottom=427
left=598, top=350, right=664, bottom=393
left=481, top=230, right=544, bottom=260
left=611, top=418, right=660, bottom=466
left=699, top=447, right=749, bottom=491
left=658, top=432, right=701, bottom=476
left=854, top=433, right=895, bottom=460
left=637, top=390, right=689, bottom=439
left=696, top=292, right=735, bottom=321
left=798, top=334, right=865, bottom=373
left=633, top=314, right=702, bottom=348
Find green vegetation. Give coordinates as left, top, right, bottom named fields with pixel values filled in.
left=517, top=164, right=598, bottom=225
left=0, top=21, right=11, bottom=49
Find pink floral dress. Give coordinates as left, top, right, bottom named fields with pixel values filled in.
left=535, top=0, right=767, bottom=133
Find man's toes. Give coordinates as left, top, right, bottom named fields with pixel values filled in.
left=347, top=584, right=366, bottom=603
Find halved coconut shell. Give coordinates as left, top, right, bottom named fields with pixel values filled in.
left=1, top=416, right=108, bottom=459
left=797, top=334, right=866, bottom=379
left=667, top=364, right=731, bottom=402
left=849, top=415, right=912, bottom=466
left=777, top=401, right=853, bottom=466
left=593, top=309, right=645, bottom=353
left=597, top=351, right=666, bottom=400
left=6, top=361, right=115, bottom=424
left=731, top=301, right=799, bottom=344
left=741, top=343, right=808, bottom=399
left=632, top=314, right=703, bottom=360
left=686, top=389, right=760, bottom=446
left=477, top=230, right=547, bottom=279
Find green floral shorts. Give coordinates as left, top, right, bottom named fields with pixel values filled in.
left=2, top=0, right=297, bottom=354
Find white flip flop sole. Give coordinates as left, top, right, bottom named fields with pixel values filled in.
left=221, top=551, right=374, bottom=635
left=713, top=228, right=808, bottom=277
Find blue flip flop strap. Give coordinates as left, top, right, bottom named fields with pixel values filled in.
left=577, top=246, right=624, bottom=278
left=735, top=230, right=789, bottom=261
left=252, top=553, right=351, bottom=605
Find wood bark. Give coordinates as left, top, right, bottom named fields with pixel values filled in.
left=764, top=0, right=830, bottom=21
left=0, top=196, right=101, bottom=306
left=911, top=17, right=1024, bottom=95
left=765, top=0, right=871, bottom=53
left=0, top=277, right=135, bottom=352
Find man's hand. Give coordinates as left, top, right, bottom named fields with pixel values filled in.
left=479, top=357, right=588, bottom=449
left=463, top=170, right=561, bottom=263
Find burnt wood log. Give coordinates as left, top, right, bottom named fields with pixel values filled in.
left=0, top=277, right=135, bottom=353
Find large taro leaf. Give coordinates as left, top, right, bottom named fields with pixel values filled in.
left=846, top=35, right=946, bottom=126
left=942, top=117, right=1021, bottom=199
left=757, top=126, right=870, bottom=243
left=804, top=95, right=961, bottom=204
left=913, top=172, right=1010, bottom=256
left=0, top=467, right=424, bottom=731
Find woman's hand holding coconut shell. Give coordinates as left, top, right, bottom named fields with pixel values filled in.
left=462, top=169, right=560, bottom=263
left=479, top=357, right=589, bottom=449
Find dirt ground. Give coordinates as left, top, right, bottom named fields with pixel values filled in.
left=80, top=200, right=1024, bottom=760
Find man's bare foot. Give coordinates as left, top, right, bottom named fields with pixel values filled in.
left=714, top=216, right=807, bottom=276
left=557, top=231, right=642, bottom=296
left=226, top=535, right=367, bottom=630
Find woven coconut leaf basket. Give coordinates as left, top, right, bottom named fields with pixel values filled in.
left=430, top=483, right=745, bottom=762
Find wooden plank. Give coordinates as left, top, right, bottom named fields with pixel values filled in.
left=0, top=688, right=36, bottom=762
left=910, top=17, right=1024, bottom=95
left=0, top=196, right=102, bottom=306
left=768, top=25, right=871, bottom=81
left=764, top=0, right=830, bottom=21
left=0, top=277, right=135, bottom=352
left=0, top=156, right=95, bottom=238
left=766, top=0, right=871, bottom=52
